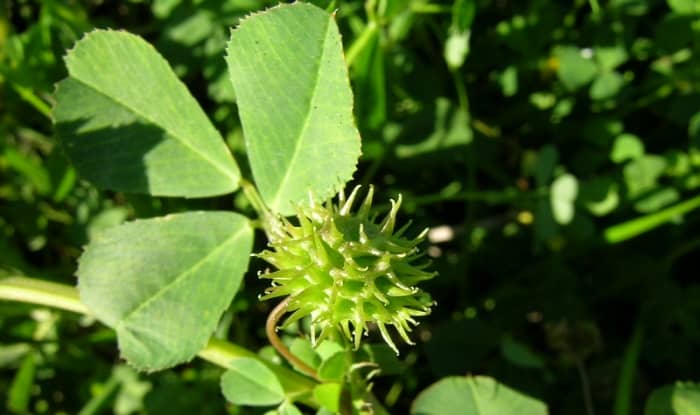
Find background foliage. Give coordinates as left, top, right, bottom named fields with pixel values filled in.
left=2, top=0, right=700, bottom=413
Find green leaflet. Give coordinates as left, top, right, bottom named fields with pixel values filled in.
left=77, top=211, right=253, bottom=370
left=554, top=45, right=598, bottom=91
left=317, top=351, right=349, bottom=382
left=550, top=173, right=578, bottom=225
left=645, top=382, right=700, bottom=415
left=226, top=3, right=362, bottom=215
left=54, top=30, right=240, bottom=198
left=411, top=376, right=548, bottom=415
left=313, top=382, right=343, bottom=413
left=220, top=358, right=285, bottom=406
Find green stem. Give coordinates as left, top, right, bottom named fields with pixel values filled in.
left=588, top=0, right=600, bottom=16
left=613, top=323, right=644, bottom=415
left=410, top=3, right=451, bottom=14
left=0, top=276, right=317, bottom=405
left=345, top=21, right=377, bottom=67
left=10, top=84, right=53, bottom=120
left=452, top=69, right=473, bottom=303
left=604, top=194, right=700, bottom=243
left=0, top=276, right=88, bottom=314
left=240, top=178, right=270, bottom=219
left=77, top=372, right=120, bottom=415
left=451, top=70, right=470, bottom=115
left=576, top=358, right=595, bottom=415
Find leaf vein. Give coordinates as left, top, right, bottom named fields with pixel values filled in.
left=117, top=225, right=249, bottom=328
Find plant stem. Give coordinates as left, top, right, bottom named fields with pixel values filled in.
left=451, top=70, right=470, bottom=115
left=604, top=193, right=700, bottom=243
left=411, top=3, right=451, bottom=14
left=576, top=358, right=596, bottom=415
left=0, top=276, right=88, bottom=314
left=77, top=371, right=120, bottom=415
left=588, top=0, right=600, bottom=16
left=240, top=178, right=270, bottom=218
left=10, top=84, right=53, bottom=120
left=0, top=276, right=317, bottom=403
left=613, top=323, right=644, bottom=415
left=452, top=68, right=473, bottom=303
left=266, top=297, right=319, bottom=380
left=345, top=21, right=377, bottom=67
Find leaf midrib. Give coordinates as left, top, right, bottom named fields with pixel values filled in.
left=269, top=16, right=332, bottom=210
left=117, top=223, right=250, bottom=326
left=66, top=75, right=238, bottom=185
left=469, top=378, right=485, bottom=415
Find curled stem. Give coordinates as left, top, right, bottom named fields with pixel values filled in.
left=266, top=297, right=319, bottom=380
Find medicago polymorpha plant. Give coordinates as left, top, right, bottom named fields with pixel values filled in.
left=0, top=2, right=557, bottom=413
left=42, top=2, right=435, bottom=413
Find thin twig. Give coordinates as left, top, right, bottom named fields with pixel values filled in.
left=266, top=297, right=319, bottom=380
left=576, top=358, right=596, bottom=415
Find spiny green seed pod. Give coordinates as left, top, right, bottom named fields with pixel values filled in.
left=258, top=185, right=436, bottom=354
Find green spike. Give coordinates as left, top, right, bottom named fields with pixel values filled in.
left=393, top=319, right=415, bottom=345
left=371, top=287, right=390, bottom=304
left=353, top=317, right=365, bottom=350
left=259, top=287, right=293, bottom=300
left=385, top=271, right=412, bottom=292
left=386, top=284, right=417, bottom=297
left=394, top=220, right=413, bottom=238
left=414, top=227, right=429, bottom=242
left=314, top=324, right=333, bottom=346
left=377, top=322, right=399, bottom=355
left=380, top=194, right=402, bottom=235
left=341, top=320, right=352, bottom=341
left=358, top=185, right=375, bottom=219
left=282, top=307, right=312, bottom=328
left=341, top=185, right=362, bottom=215
left=259, top=269, right=299, bottom=281
left=358, top=223, right=369, bottom=244
left=312, top=231, right=329, bottom=266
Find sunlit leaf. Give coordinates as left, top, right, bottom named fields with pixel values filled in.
left=668, top=0, right=700, bottom=15
left=624, top=155, right=667, bottom=197
left=645, top=382, right=700, bottom=415
left=317, top=351, right=349, bottom=382
left=314, top=383, right=343, bottom=413
left=54, top=30, right=241, bottom=197
left=550, top=174, right=578, bottom=225
left=411, top=375, right=548, bottom=415
left=554, top=46, right=598, bottom=91
left=221, top=358, right=285, bottom=406
left=226, top=3, right=361, bottom=214
left=78, top=211, right=253, bottom=370
left=611, top=134, right=645, bottom=163
left=590, top=71, right=625, bottom=100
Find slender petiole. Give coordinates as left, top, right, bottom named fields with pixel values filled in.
left=266, top=297, right=320, bottom=380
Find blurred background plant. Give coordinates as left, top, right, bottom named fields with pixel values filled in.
left=2, top=0, right=700, bottom=414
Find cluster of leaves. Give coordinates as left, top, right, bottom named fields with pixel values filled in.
left=2, top=0, right=700, bottom=414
